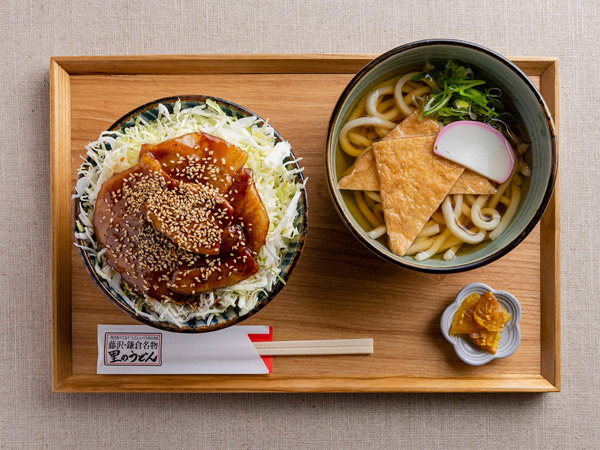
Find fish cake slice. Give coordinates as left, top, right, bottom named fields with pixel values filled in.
left=371, top=135, right=464, bottom=256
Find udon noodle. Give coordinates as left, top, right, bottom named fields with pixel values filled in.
left=338, top=66, right=532, bottom=261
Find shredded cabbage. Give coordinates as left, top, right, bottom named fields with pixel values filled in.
left=75, top=99, right=305, bottom=326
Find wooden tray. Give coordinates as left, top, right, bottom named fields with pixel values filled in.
left=51, top=54, right=560, bottom=393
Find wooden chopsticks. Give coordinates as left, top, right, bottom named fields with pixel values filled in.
left=253, top=338, right=373, bottom=356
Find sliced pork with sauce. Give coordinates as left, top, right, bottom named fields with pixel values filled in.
left=170, top=247, right=258, bottom=295
left=139, top=152, right=234, bottom=255
left=92, top=132, right=268, bottom=304
left=140, top=132, right=248, bottom=192
left=227, top=168, right=270, bottom=253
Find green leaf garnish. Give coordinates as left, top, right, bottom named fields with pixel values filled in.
left=418, top=61, right=501, bottom=121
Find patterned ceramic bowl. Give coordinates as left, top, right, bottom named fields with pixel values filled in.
left=441, top=282, right=522, bottom=366
left=325, top=39, right=557, bottom=273
left=74, top=96, right=308, bottom=332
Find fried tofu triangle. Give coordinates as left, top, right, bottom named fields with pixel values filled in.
left=383, top=110, right=443, bottom=140
left=449, top=170, right=497, bottom=195
left=372, top=135, right=464, bottom=256
left=337, top=112, right=496, bottom=195
left=337, top=149, right=379, bottom=191
left=338, top=112, right=441, bottom=191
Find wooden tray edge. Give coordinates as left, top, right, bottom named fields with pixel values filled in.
left=539, top=59, right=561, bottom=391
left=51, top=59, right=73, bottom=390
left=50, top=54, right=559, bottom=75
left=53, top=374, right=558, bottom=394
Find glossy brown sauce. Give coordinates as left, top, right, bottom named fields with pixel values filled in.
left=92, top=132, right=270, bottom=303
left=140, top=132, right=248, bottom=192
left=139, top=152, right=234, bottom=255
left=227, top=168, right=270, bottom=253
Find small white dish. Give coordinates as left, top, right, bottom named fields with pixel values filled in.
left=441, top=282, right=522, bottom=366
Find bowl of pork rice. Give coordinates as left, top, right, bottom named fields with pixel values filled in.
left=74, top=96, right=308, bottom=332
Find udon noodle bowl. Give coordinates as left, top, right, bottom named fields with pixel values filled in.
left=336, top=61, right=532, bottom=261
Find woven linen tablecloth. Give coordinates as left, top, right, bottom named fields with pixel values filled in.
left=0, top=0, right=597, bottom=448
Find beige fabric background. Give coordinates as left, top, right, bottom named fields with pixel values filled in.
left=0, top=0, right=598, bottom=448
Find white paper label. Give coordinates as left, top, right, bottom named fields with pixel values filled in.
left=97, top=325, right=271, bottom=374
